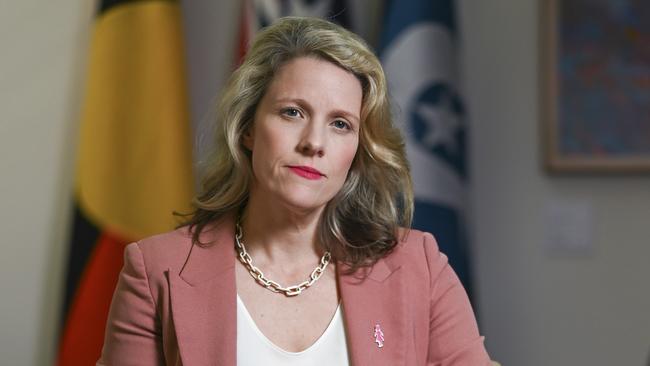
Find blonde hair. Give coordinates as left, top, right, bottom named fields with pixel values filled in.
left=184, top=16, right=413, bottom=270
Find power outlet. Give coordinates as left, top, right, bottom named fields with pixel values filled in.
left=543, top=199, right=595, bottom=257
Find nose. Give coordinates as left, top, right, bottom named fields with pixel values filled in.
left=297, top=121, right=325, bottom=157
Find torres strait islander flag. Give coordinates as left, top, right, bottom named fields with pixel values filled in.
left=237, top=0, right=351, bottom=62
left=380, top=0, right=473, bottom=295
left=57, top=0, right=194, bottom=364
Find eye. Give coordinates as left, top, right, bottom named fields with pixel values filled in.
left=332, top=119, right=351, bottom=130
left=281, top=107, right=302, bottom=118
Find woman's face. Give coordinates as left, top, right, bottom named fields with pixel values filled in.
left=243, top=56, right=362, bottom=214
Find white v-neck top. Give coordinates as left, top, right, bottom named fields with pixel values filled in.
left=236, top=294, right=350, bottom=365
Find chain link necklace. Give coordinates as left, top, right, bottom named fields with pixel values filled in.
left=234, top=222, right=332, bottom=297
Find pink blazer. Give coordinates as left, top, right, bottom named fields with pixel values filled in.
left=97, top=215, right=491, bottom=365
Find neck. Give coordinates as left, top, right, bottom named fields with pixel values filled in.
left=239, top=189, right=326, bottom=266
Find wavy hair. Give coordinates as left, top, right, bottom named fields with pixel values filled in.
left=182, top=16, right=413, bottom=271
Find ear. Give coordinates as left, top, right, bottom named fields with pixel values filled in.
left=242, top=126, right=254, bottom=151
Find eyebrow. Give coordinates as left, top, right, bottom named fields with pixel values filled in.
left=274, top=97, right=360, bottom=124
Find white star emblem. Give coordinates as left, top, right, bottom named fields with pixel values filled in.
left=416, top=94, right=461, bottom=153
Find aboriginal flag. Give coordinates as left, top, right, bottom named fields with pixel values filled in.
left=57, top=0, right=194, bottom=364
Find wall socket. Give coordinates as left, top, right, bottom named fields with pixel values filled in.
left=543, top=199, right=595, bottom=257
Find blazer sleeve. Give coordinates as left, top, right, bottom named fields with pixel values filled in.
left=422, top=232, right=492, bottom=365
left=97, top=242, right=164, bottom=366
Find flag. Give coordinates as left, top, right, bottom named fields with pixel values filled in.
left=237, top=0, right=351, bottom=62
left=58, top=0, right=194, bottom=364
left=380, top=0, right=472, bottom=294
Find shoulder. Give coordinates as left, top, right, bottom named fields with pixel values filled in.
left=125, top=217, right=236, bottom=286
left=119, top=228, right=195, bottom=290
left=128, top=226, right=194, bottom=275
left=390, top=227, right=443, bottom=266
left=385, top=228, right=453, bottom=287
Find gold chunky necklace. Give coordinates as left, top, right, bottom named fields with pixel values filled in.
left=234, top=222, right=331, bottom=297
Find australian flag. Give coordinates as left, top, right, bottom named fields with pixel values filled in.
left=380, top=0, right=472, bottom=295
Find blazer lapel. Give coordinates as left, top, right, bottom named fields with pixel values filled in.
left=168, top=216, right=237, bottom=366
left=338, top=258, right=407, bottom=366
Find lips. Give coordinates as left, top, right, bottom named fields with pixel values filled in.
left=287, top=165, right=325, bottom=180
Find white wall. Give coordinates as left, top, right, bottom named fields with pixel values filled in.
left=1, top=1, right=649, bottom=365
left=0, top=1, right=94, bottom=365
left=459, top=1, right=650, bottom=365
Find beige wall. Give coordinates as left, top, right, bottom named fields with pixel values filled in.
left=459, top=0, right=650, bottom=365
left=1, top=1, right=648, bottom=365
left=0, top=1, right=94, bottom=365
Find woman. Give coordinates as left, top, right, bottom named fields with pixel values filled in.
left=98, top=16, right=492, bottom=365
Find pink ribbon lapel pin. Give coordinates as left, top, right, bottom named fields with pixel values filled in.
left=373, top=323, right=385, bottom=348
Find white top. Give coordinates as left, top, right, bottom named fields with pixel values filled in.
left=236, top=294, right=350, bottom=365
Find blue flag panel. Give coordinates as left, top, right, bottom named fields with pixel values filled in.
left=380, top=0, right=472, bottom=294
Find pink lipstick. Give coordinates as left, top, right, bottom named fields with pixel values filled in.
left=288, top=166, right=324, bottom=180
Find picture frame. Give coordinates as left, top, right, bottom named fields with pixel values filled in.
left=540, top=0, right=650, bottom=173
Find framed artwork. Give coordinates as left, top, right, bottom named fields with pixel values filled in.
left=541, top=0, right=650, bottom=173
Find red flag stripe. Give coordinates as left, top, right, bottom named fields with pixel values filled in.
left=57, top=231, right=128, bottom=365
